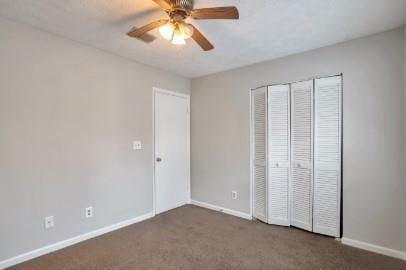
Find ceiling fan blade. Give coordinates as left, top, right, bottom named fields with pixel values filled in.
left=152, top=0, right=171, bottom=10
left=191, top=25, right=214, bottom=51
left=190, top=6, right=239, bottom=20
left=127, top=29, right=157, bottom=43
left=127, top=19, right=168, bottom=38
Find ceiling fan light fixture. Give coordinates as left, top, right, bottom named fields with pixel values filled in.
left=171, top=29, right=186, bottom=45
left=159, top=22, right=175, bottom=40
left=179, top=23, right=194, bottom=39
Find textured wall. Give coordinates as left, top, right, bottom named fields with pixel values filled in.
left=191, top=28, right=406, bottom=252
left=0, top=18, right=190, bottom=261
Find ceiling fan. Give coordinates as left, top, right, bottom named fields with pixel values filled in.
left=127, top=0, right=239, bottom=51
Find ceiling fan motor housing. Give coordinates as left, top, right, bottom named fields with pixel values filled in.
left=168, top=0, right=194, bottom=11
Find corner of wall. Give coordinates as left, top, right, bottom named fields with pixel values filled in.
left=403, top=25, right=406, bottom=253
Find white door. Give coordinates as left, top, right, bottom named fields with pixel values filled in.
left=154, top=89, right=190, bottom=214
left=252, top=87, right=268, bottom=222
left=290, top=80, right=314, bottom=231
left=313, top=76, right=342, bottom=237
left=268, top=85, right=291, bottom=226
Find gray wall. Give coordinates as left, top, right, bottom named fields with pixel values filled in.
left=0, top=18, right=190, bottom=261
left=191, top=28, right=406, bottom=252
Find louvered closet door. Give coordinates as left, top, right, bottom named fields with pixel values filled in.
left=313, top=76, right=342, bottom=237
left=268, top=85, right=291, bottom=226
left=290, top=80, right=314, bottom=231
left=252, top=87, right=268, bottom=222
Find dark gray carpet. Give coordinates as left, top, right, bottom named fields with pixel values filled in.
left=9, top=205, right=406, bottom=269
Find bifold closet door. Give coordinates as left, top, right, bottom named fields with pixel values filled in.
left=252, top=87, right=268, bottom=222
left=268, top=85, right=290, bottom=226
left=313, top=76, right=342, bottom=237
left=290, top=80, right=314, bottom=231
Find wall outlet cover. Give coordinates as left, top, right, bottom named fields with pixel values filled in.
left=232, top=191, right=238, bottom=200
left=86, top=207, right=93, bottom=218
left=45, top=216, right=54, bottom=229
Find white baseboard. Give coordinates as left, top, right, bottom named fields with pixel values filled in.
left=0, top=212, right=154, bottom=269
left=191, top=200, right=252, bottom=220
left=341, top=237, right=406, bottom=261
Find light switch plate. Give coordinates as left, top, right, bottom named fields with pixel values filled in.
left=133, top=141, right=142, bottom=150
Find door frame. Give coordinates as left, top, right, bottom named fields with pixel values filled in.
left=152, top=87, right=191, bottom=216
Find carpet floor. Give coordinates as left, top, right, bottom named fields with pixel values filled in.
left=9, top=205, right=406, bottom=270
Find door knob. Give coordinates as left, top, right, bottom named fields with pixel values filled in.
left=156, top=157, right=162, bottom=162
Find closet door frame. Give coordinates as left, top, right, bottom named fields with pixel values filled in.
left=250, top=74, right=343, bottom=232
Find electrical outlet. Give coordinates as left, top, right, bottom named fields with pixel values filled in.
left=45, top=216, right=54, bottom=229
left=86, top=207, right=93, bottom=218
left=133, top=141, right=142, bottom=150
left=231, top=190, right=238, bottom=200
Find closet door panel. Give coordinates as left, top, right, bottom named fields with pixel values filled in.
left=290, top=80, right=314, bottom=231
left=313, top=76, right=342, bottom=237
left=252, top=87, right=268, bottom=222
left=268, top=85, right=290, bottom=226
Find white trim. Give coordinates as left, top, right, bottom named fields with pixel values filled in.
left=341, top=237, right=406, bottom=261
left=152, top=87, right=191, bottom=216
left=191, top=200, right=252, bottom=220
left=153, top=87, right=190, bottom=99
left=249, top=88, right=254, bottom=219
left=0, top=212, right=154, bottom=269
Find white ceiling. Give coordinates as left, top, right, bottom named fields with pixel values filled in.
left=1, top=0, right=406, bottom=78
